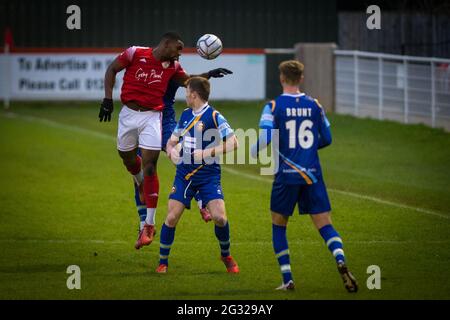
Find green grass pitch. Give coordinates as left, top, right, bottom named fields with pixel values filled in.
left=0, top=101, right=449, bottom=299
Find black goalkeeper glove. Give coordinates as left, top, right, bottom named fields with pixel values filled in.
left=208, top=68, right=233, bottom=78
left=99, top=98, right=113, bottom=122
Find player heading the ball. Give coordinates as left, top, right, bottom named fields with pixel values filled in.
left=99, top=32, right=234, bottom=251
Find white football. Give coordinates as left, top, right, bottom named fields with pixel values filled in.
left=196, top=34, right=223, bottom=60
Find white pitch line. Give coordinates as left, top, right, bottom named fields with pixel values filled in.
left=222, top=168, right=450, bottom=220
left=329, top=189, right=450, bottom=220
left=222, top=167, right=450, bottom=220
left=2, top=112, right=114, bottom=142
left=2, top=112, right=449, bottom=221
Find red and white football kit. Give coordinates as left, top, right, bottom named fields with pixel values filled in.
left=116, top=46, right=187, bottom=151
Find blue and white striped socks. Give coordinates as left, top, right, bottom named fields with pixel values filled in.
left=134, top=183, right=147, bottom=231
left=159, top=223, right=176, bottom=266
left=214, top=222, right=231, bottom=257
left=319, top=224, right=345, bottom=264
left=272, top=224, right=293, bottom=284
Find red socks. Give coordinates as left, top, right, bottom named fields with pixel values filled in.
left=144, top=174, right=159, bottom=209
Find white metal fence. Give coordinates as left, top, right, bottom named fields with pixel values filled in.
left=335, top=50, right=450, bottom=130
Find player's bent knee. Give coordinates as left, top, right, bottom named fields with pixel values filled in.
left=165, top=213, right=179, bottom=228
left=143, top=162, right=157, bottom=176
left=118, top=150, right=137, bottom=165
left=165, top=209, right=183, bottom=227
left=310, top=211, right=332, bottom=229
left=271, top=212, right=289, bottom=226
left=166, top=200, right=185, bottom=227
left=207, top=200, right=227, bottom=225
left=213, top=214, right=228, bottom=227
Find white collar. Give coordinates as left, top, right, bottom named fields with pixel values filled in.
left=281, top=93, right=305, bottom=97
left=192, top=102, right=209, bottom=116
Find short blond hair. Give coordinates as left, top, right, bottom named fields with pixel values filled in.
left=279, top=60, right=304, bottom=85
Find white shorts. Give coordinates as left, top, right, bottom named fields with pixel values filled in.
left=117, top=106, right=162, bottom=152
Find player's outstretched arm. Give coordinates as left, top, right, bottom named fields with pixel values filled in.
left=99, top=58, right=126, bottom=122
left=175, top=68, right=233, bottom=87
left=204, top=68, right=233, bottom=79
left=190, top=68, right=233, bottom=80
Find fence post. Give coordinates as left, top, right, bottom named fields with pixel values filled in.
left=403, top=58, right=408, bottom=124
left=378, top=56, right=383, bottom=120
left=354, top=52, right=359, bottom=116
left=431, top=61, right=436, bottom=128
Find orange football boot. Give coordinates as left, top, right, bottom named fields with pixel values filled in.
left=135, top=224, right=155, bottom=249
left=156, top=264, right=168, bottom=273
left=221, top=255, right=240, bottom=273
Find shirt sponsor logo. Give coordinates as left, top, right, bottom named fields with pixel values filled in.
left=135, top=68, right=164, bottom=85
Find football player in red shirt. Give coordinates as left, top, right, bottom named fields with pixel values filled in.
left=99, top=32, right=232, bottom=248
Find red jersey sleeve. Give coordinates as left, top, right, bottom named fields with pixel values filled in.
left=117, top=46, right=137, bottom=67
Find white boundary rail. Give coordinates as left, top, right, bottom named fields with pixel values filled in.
left=335, top=50, right=450, bottom=130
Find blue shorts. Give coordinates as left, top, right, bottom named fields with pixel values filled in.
left=169, top=175, right=224, bottom=209
left=270, top=178, right=331, bottom=216
left=162, top=119, right=177, bottom=151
